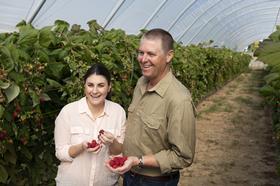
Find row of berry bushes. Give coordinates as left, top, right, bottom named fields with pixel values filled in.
left=254, top=26, right=280, bottom=154
left=173, top=43, right=250, bottom=103
left=0, top=20, right=250, bottom=185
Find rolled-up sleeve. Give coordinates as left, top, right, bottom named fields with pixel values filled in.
left=54, top=110, right=73, bottom=162
left=155, top=98, right=196, bottom=174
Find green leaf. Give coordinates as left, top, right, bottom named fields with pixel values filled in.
left=271, top=64, right=280, bottom=73
left=87, top=19, right=103, bottom=33
left=0, top=164, right=8, bottom=183
left=0, top=45, right=11, bottom=58
left=49, top=48, right=69, bottom=60
left=0, top=45, right=14, bottom=72
left=4, top=83, right=20, bottom=103
left=37, top=48, right=50, bottom=62
left=29, top=90, right=39, bottom=107
left=17, top=25, right=38, bottom=47
left=71, top=24, right=81, bottom=33
left=259, top=85, right=276, bottom=97
left=39, top=26, right=56, bottom=47
left=8, top=45, right=19, bottom=65
left=46, top=78, right=62, bottom=88
left=16, top=20, right=27, bottom=28
left=0, top=80, right=10, bottom=89
left=264, top=72, right=280, bottom=84
left=54, top=20, right=70, bottom=33
left=17, top=49, right=30, bottom=61
left=0, top=105, right=4, bottom=119
left=8, top=71, right=26, bottom=83
left=45, top=62, right=69, bottom=80
left=5, top=143, right=17, bottom=165
left=40, top=93, right=51, bottom=102
left=20, top=146, right=33, bottom=160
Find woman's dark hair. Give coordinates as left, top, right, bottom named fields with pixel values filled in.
left=83, top=63, right=112, bottom=99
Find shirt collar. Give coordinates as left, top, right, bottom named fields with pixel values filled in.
left=78, top=97, right=109, bottom=117
left=139, top=71, right=173, bottom=97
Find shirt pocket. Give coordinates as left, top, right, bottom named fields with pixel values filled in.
left=141, top=115, right=163, bottom=130
left=70, top=126, right=89, bottom=144
left=140, top=115, right=165, bottom=146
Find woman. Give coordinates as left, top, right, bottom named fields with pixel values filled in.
left=54, top=63, right=126, bottom=186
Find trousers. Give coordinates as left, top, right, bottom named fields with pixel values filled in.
left=123, top=171, right=180, bottom=186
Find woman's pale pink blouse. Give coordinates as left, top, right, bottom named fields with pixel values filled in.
left=54, top=97, right=126, bottom=186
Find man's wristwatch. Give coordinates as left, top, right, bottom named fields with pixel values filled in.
left=138, top=156, right=144, bottom=167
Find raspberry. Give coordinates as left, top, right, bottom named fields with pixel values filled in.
left=12, top=111, right=18, bottom=120
left=87, top=139, right=99, bottom=148
left=109, top=156, right=128, bottom=169
left=0, top=130, right=7, bottom=141
left=98, top=129, right=104, bottom=140
left=99, top=129, right=104, bottom=134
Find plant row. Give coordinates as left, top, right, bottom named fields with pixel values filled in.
left=0, top=20, right=250, bottom=185
left=255, top=26, right=280, bottom=146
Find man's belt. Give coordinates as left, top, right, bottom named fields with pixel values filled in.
left=128, top=171, right=180, bottom=181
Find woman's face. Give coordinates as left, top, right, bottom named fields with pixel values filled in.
left=84, top=74, right=111, bottom=107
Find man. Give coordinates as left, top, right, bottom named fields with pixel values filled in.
left=107, top=28, right=196, bottom=186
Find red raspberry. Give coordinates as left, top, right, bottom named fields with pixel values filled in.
left=0, top=130, right=7, bottom=141
left=109, top=156, right=128, bottom=169
left=99, top=129, right=104, bottom=134
left=98, top=129, right=105, bottom=140
left=12, top=111, right=18, bottom=120
left=87, top=139, right=99, bottom=148
left=15, top=105, right=21, bottom=112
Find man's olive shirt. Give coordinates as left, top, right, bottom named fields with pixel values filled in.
left=123, top=71, right=196, bottom=176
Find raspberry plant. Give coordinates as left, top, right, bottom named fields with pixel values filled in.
left=0, top=19, right=250, bottom=184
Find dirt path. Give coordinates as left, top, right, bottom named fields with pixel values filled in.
left=179, top=71, right=280, bottom=186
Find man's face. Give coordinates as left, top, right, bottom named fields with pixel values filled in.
left=137, top=38, right=173, bottom=85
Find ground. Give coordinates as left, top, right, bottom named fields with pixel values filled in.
left=179, top=71, right=280, bottom=186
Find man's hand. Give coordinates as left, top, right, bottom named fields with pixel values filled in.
left=105, top=156, right=139, bottom=175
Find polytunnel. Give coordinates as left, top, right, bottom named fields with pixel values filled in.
left=1, top=1, right=280, bottom=185
left=0, top=0, right=280, bottom=51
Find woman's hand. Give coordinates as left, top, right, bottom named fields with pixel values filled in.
left=98, top=130, right=123, bottom=155
left=83, top=141, right=102, bottom=154
left=98, top=130, right=115, bottom=145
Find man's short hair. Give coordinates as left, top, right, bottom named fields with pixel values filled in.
left=142, top=28, right=174, bottom=52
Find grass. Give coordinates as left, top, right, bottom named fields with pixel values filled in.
left=233, top=96, right=254, bottom=105
left=201, top=99, right=234, bottom=114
